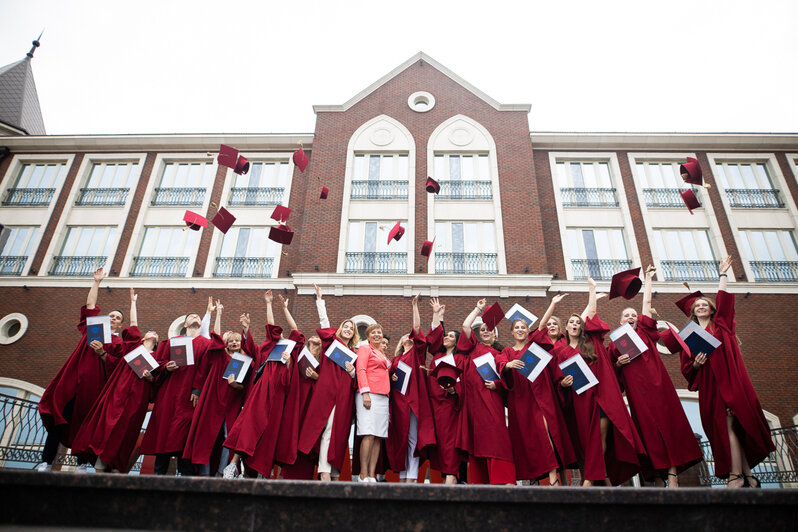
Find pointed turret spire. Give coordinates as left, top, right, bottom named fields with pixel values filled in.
left=27, top=31, right=44, bottom=59
left=0, top=35, right=47, bottom=135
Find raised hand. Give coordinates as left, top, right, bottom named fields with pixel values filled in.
left=130, top=288, right=137, bottom=302
left=412, top=292, right=420, bottom=307
left=552, top=293, right=568, bottom=304
left=587, top=277, right=597, bottom=291
left=206, top=296, right=216, bottom=314
left=93, top=267, right=106, bottom=284
left=264, top=290, right=273, bottom=304
left=719, top=256, right=732, bottom=274
left=239, top=313, right=250, bottom=330
left=216, top=299, right=223, bottom=312
left=429, top=297, right=443, bottom=314
left=476, top=298, right=487, bottom=310
left=314, top=283, right=323, bottom=300
left=278, top=294, right=289, bottom=308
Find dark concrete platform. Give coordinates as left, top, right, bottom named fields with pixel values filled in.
left=1, top=470, right=796, bottom=531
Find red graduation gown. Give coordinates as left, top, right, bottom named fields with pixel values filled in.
left=182, top=332, right=257, bottom=466
left=555, top=315, right=645, bottom=485
left=274, top=331, right=315, bottom=469
left=386, top=328, right=436, bottom=473
left=139, top=332, right=225, bottom=455
left=71, top=326, right=157, bottom=472
left=678, top=290, right=775, bottom=478
left=297, top=328, right=356, bottom=472
left=223, top=325, right=292, bottom=477
left=497, top=328, right=578, bottom=480
left=38, top=305, right=124, bottom=448
left=455, top=331, right=513, bottom=462
left=425, top=326, right=465, bottom=475
left=608, top=314, right=702, bottom=475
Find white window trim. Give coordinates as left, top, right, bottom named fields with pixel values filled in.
left=0, top=377, right=45, bottom=398
left=337, top=115, right=416, bottom=274
left=39, top=153, right=145, bottom=277
left=707, top=153, right=798, bottom=282
left=427, top=115, right=506, bottom=274
left=0, top=154, right=76, bottom=276
left=786, top=154, right=798, bottom=187
left=628, top=153, right=730, bottom=283
left=120, top=152, right=214, bottom=279
left=0, top=313, right=28, bottom=344
left=204, top=152, right=295, bottom=279
left=548, top=152, right=641, bottom=280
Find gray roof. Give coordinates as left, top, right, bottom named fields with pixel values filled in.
left=0, top=57, right=46, bottom=135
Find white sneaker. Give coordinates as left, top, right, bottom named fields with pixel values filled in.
left=357, top=476, right=367, bottom=483
left=223, top=462, right=240, bottom=479
left=75, top=463, right=89, bottom=473
left=35, top=462, right=52, bottom=472
left=367, top=477, right=377, bottom=483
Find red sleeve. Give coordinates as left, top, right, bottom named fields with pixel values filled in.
left=496, top=348, right=515, bottom=390
left=242, top=329, right=258, bottom=358
left=679, top=348, right=699, bottom=392
left=528, top=328, right=554, bottom=350
left=122, top=326, right=143, bottom=353
left=713, top=290, right=735, bottom=332
left=410, top=328, right=427, bottom=366
left=78, top=305, right=100, bottom=335
left=584, top=315, right=610, bottom=339
left=426, top=324, right=444, bottom=354
left=456, top=329, right=477, bottom=354
left=102, top=335, right=125, bottom=375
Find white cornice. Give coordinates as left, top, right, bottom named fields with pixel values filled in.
left=312, top=52, right=531, bottom=114
left=530, top=132, right=798, bottom=151
left=0, top=133, right=314, bottom=152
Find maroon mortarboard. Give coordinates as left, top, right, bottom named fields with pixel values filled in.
left=425, top=177, right=440, bottom=194
left=430, top=362, right=463, bottom=388
left=421, top=238, right=435, bottom=263
left=211, top=207, right=236, bottom=234
left=293, top=148, right=309, bottom=173
left=660, top=324, right=692, bottom=356
left=680, top=157, right=703, bottom=186
left=481, top=302, right=505, bottom=331
left=217, top=144, right=239, bottom=169
left=270, top=205, right=292, bottom=223
left=680, top=188, right=701, bottom=215
left=183, top=210, right=208, bottom=231
left=609, top=267, right=642, bottom=300
left=675, top=291, right=705, bottom=316
left=234, top=155, right=250, bottom=175
left=320, top=186, right=330, bottom=199
left=268, top=224, right=294, bottom=245
left=387, top=221, right=405, bottom=244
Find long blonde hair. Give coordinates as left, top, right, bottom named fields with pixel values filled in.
left=336, top=319, right=361, bottom=350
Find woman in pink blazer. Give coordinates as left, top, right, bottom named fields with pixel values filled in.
left=355, top=323, right=391, bottom=482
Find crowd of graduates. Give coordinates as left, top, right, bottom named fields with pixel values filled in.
left=35, top=258, right=775, bottom=488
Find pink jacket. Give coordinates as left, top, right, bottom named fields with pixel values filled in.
left=356, top=344, right=390, bottom=395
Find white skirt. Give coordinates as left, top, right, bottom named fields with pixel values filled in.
left=355, top=393, right=389, bottom=437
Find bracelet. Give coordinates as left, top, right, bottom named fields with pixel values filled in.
left=475, top=306, right=483, bottom=313
left=719, top=273, right=728, bottom=278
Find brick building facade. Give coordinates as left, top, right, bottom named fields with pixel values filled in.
left=1, top=52, right=796, bottom=435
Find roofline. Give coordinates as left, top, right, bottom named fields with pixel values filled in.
left=0, top=119, right=29, bottom=136
left=0, top=133, right=315, bottom=152
left=313, top=52, right=531, bottom=114
left=530, top=131, right=798, bottom=151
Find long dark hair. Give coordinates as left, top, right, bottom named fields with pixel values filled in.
left=567, top=314, right=596, bottom=363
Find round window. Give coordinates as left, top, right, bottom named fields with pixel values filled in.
left=0, top=313, right=29, bottom=345
left=408, top=91, right=435, bottom=113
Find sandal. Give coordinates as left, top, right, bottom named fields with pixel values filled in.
left=745, top=475, right=761, bottom=489
left=550, top=478, right=560, bottom=486
left=727, top=473, right=745, bottom=489
left=666, top=473, right=679, bottom=488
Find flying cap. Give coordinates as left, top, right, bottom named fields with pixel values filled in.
left=183, top=210, right=208, bottom=231
left=425, top=177, right=441, bottom=194
left=210, top=207, right=236, bottom=234
left=609, top=267, right=642, bottom=300
left=481, top=302, right=505, bottom=331
left=234, top=155, right=250, bottom=175
left=680, top=157, right=703, bottom=186
left=217, top=144, right=238, bottom=169
left=268, top=224, right=294, bottom=245
left=680, top=188, right=700, bottom=215
left=320, top=186, right=330, bottom=199
left=293, top=148, right=309, bottom=173
left=270, top=205, right=292, bottom=223
left=387, top=221, right=405, bottom=244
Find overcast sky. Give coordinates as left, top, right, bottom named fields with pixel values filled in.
left=1, top=0, right=796, bottom=135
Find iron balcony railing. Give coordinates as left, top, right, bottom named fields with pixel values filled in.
left=75, top=188, right=129, bottom=206
left=659, top=260, right=720, bottom=281
left=571, top=258, right=632, bottom=280
left=214, top=257, right=274, bottom=278
left=697, top=425, right=798, bottom=487
left=0, top=256, right=27, bottom=276
left=229, top=187, right=285, bottom=206
left=350, top=180, right=409, bottom=200
left=435, top=252, right=498, bottom=274
left=151, top=187, right=206, bottom=206
left=345, top=252, right=407, bottom=273
left=130, top=256, right=189, bottom=277
left=0, top=393, right=144, bottom=472
left=725, top=188, right=784, bottom=209
left=749, top=261, right=798, bottom=282
left=50, top=256, right=107, bottom=276
left=2, top=188, right=55, bottom=206
left=643, top=188, right=694, bottom=208
left=436, top=180, right=493, bottom=200
left=560, top=187, right=619, bottom=207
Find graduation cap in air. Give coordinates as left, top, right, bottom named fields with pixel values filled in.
left=680, top=188, right=701, bottom=215
left=293, top=147, right=309, bottom=173
left=481, top=302, right=505, bottom=331
left=675, top=291, right=706, bottom=317
left=609, top=267, right=642, bottom=300
left=217, top=144, right=239, bottom=168
left=270, top=205, right=292, bottom=223
left=425, top=177, right=440, bottom=194
left=269, top=224, right=294, bottom=245
left=320, top=186, right=330, bottom=199
left=387, top=221, right=405, bottom=244
left=660, top=323, right=691, bottom=356
left=211, top=206, right=236, bottom=234
left=183, top=210, right=208, bottom=231
left=421, top=238, right=435, bottom=264
left=680, top=157, right=703, bottom=186
left=430, top=361, right=463, bottom=389
left=234, top=155, right=250, bottom=175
